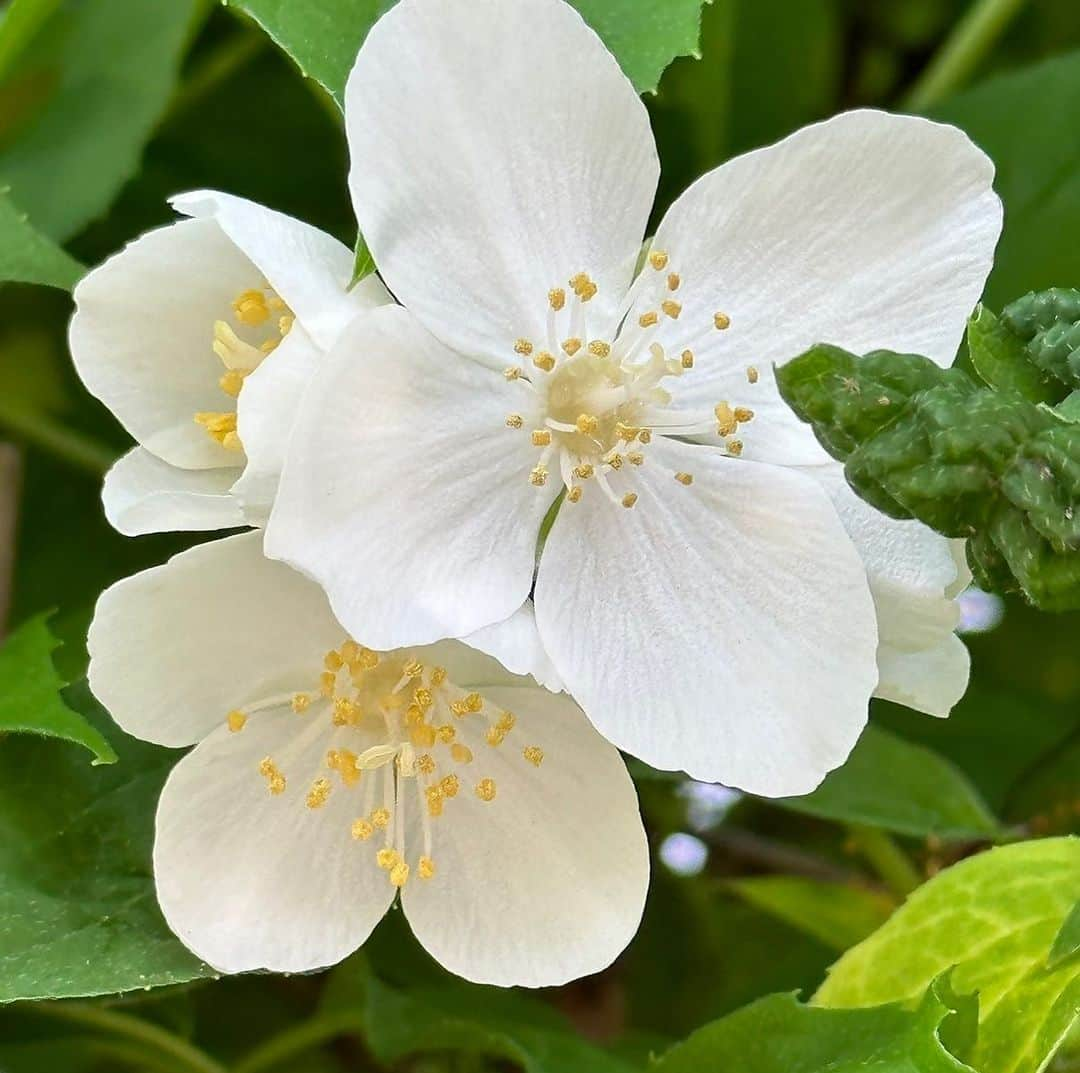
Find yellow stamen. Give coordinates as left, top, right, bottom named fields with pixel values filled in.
left=291, top=692, right=311, bottom=713
left=523, top=745, right=544, bottom=767
left=667, top=272, right=681, bottom=291
left=258, top=757, right=286, bottom=795
left=674, top=471, right=694, bottom=486
left=622, top=492, right=638, bottom=509
left=573, top=462, right=595, bottom=479
left=747, top=365, right=759, bottom=384
left=451, top=743, right=473, bottom=764
left=661, top=300, right=682, bottom=319
left=376, top=847, right=398, bottom=870
left=638, top=311, right=659, bottom=328
left=562, top=337, right=582, bottom=355
left=531, top=429, right=552, bottom=446
left=628, top=451, right=644, bottom=466
left=530, top=465, right=549, bottom=486
left=727, top=439, right=744, bottom=456
left=371, top=807, right=391, bottom=829
left=549, top=288, right=566, bottom=311
left=440, top=774, right=460, bottom=798
left=390, top=861, right=410, bottom=887
left=734, top=407, right=755, bottom=423
left=506, top=413, right=524, bottom=429
left=576, top=413, right=599, bottom=434
left=351, top=818, right=374, bottom=841
left=306, top=777, right=331, bottom=809
left=649, top=250, right=669, bottom=270
left=567, top=486, right=583, bottom=503
left=417, top=753, right=436, bottom=775
left=714, top=311, right=731, bottom=330
left=588, top=340, right=611, bottom=358
left=486, top=726, right=506, bottom=747
left=681, top=350, right=694, bottom=369
left=226, top=710, right=247, bottom=733
left=533, top=351, right=556, bottom=372
left=639, top=429, right=653, bottom=444
left=514, top=339, right=533, bottom=356
left=715, top=401, right=737, bottom=437
left=418, top=855, right=436, bottom=879
left=219, top=369, right=246, bottom=397
left=476, top=777, right=497, bottom=802
left=504, top=366, right=523, bottom=380
left=232, top=289, right=269, bottom=326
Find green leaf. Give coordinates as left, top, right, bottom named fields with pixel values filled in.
left=0, top=0, right=202, bottom=240
left=966, top=304, right=1060, bottom=404
left=652, top=976, right=976, bottom=1072
left=1049, top=902, right=1080, bottom=969
left=228, top=0, right=709, bottom=103
left=350, top=231, right=376, bottom=287
left=319, top=954, right=635, bottom=1073
left=816, top=838, right=1080, bottom=1073
left=775, top=725, right=1000, bottom=840
left=726, top=877, right=895, bottom=953
left=0, top=614, right=114, bottom=764
left=0, top=684, right=214, bottom=1002
left=0, top=188, right=81, bottom=289
left=0, top=0, right=62, bottom=85
left=931, top=52, right=1080, bottom=311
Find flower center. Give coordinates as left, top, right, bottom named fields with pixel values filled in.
left=193, top=286, right=294, bottom=452
left=502, top=252, right=760, bottom=508
left=226, top=641, right=544, bottom=889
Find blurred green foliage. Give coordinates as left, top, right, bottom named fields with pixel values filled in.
left=0, top=0, right=1078, bottom=1071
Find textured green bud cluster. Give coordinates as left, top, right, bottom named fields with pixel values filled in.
left=776, top=322, right=1080, bottom=611
left=1001, top=287, right=1080, bottom=390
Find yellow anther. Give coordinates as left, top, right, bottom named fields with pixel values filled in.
left=259, top=757, right=286, bottom=795
left=562, top=337, right=582, bottom=355
left=356, top=647, right=379, bottom=670
left=628, top=451, right=644, bottom=466
left=616, top=423, right=639, bottom=442
left=569, top=273, right=598, bottom=301
left=278, top=314, right=294, bottom=336
left=376, top=847, right=398, bottom=870
left=335, top=750, right=361, bottom=785
left=549, top=287, right=566, bottom=311
left=506, top=413, right=524, bottom=429
left=523, top=745, right=545, bottom=767
left=734, top=407, right=755, bottom=423
left=465, top=692, right=484, bottom=713
left=504, top=366, right=523, bottom=380
left=193, top=411, right=239, bottom=448
left=436, top=724, right=456, bottom=744
left=747, top=365, right=759, bottom=384
left=588, top=340, right=611, bottom=358
left=622, top=492, right=638, bottom=509
left=226, top=710, right=247, bottom=733
left=605, top=452, right=624, bottom=470
left=476, top=778, right=497, bottom=802
left=639, top=429, right=653, bottom=444
left=567, top=486, right=583, bottom=503
left=681, top=349, right=694, bottom=369
left=451, top=743, right=473, bottom=764
left=219, top=369, right=246, bottom=397
left=530, top=465, right=549, bottom=487
left=714, top=311, right=731, bottom=330
left=661, top=300, right=682, bottom=319
left=486, top=726, right=506, bottom=747
left=649, top=250, right=669, bottom=270
left=496, top=712, right=516, bottom=732
left=221, top=431, right=242, bottom=451
left=573, top=462, right=595, bottom=479
left=417, top=754, right=436, bottom=775
left=332, top=697, right=357, bottom=726
left=402, top=659, right=423, bottom=678
left=232, top=289, right=269, bottom=326
left=727, top=439, right=744, bottom=456
left=319, top=671, right=336, bottom=697
left=449, top=699, right=468, bottom=717
left=410, top=722, right=436, bottom=748
left=340, top=640, right=360, bottom=663
left=638, top=311, right=659, bottom=328
left=324, top=649, right=344, bottom=671
left=414, top=687, right=434, bottom=712
left=351, top=818, right=374, bottom=841
left=576, top=413, right=599, bottom=434
left=514, top=338, right=534, bottom=356
left=418, top=855, right=436, bottom=879
left=291, top=692, right=311, bottom=713
left=674, top=471, right=694, bottom=486
left=259, top=338, right=279, bottom=355
left=440, top=774, right=460, bottom=798
left=430, top=666, right=447, bottom=687
left=306, top=777, right=331, bottom=809
left=426, top=784, right=444, bottom=806
left=371, top=807, right=390, bottom=829
left=667, top=272, right=681, bottom=291
left=715, top=401, right=737, bottom=437
left=531, top=429, right=552, bottom=446
left=390, top=861, right=410, bottom=887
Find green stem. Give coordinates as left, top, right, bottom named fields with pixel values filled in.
left=0, top=402, right=115, bottom=476
left=28, top=1001, right=227, bottom=1073
left=232, top=1012, right=368, bottom=1073
left=848, top=825, right=922, bottom=898
left=905, top=0, right=1030, bottom=111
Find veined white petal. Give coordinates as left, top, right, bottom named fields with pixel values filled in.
left=649, top=110, right=1002, bottom=459
left=345, top=0, right=658, bottom=367
left=401, top=685, right=648, bottom=987
left=103, top=447, right=245, bottom=536
left=172, top=190, right=390, bottom=351
left=461, top=602, right=564, bottom=692
left=88, top=531, right=344, bottom=747
left=534, top=438, right=879, bottom=797
left=154, top=707, right=394, bottom=974
left=266, top=307, right=554, bottom=649
left=70, top=218, right=259, bottom=470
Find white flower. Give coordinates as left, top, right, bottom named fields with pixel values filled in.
left=69, top=191, right=389, bottom=535
left=87, top=531, right=646, bottom=987
left=266, top=0, right=1001, bottom=795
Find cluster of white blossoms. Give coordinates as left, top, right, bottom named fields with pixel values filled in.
left=74, top=0, right=1001, bottom=987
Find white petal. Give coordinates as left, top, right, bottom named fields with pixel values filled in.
left=875, top=624, right=970, bottom=719
left=266, top=307, right=555, bottom=649
left=70, top=218, right=260, bottom=469
left=345, top=0, right=658, bottom=366
left=650, top=110, right=1002, bottom=450
left=172, top=190, right=390, bottom=351
left=88, top=531, right=345, bottom=747
left=534, top=438, right=879, bottom=797
left=231, top=322, right=323, bottom=525
left=460, top=602, right=564, bottom=692
left=102, top=447, right=246, bottom=536
left=401, top=685, right=648, bottom=987
left=154, top=708, right=393, bottom=974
